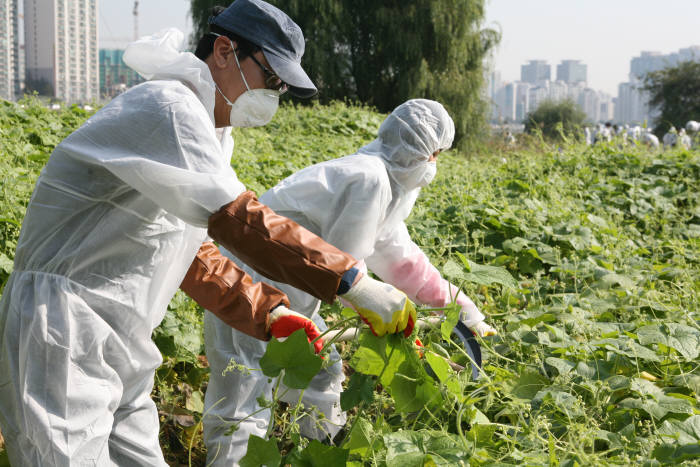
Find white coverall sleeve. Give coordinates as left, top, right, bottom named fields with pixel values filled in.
left=263, top=160, right=392, bottom=261
left=365, top=222, right=485, bottom=326
left=56, top=87, right=245, bottom=227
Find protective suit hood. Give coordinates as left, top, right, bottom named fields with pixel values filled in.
left=356, top=99, right=455, bottom=231
left=124, top=28, right=217, bottom=124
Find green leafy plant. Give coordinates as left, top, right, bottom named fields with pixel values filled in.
left=1, top=97, right=698, bottom=466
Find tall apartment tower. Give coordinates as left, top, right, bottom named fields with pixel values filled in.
left=520, top=60, right=550, bottom=84
left=24, top=0, right=98, bottom=103
left=0, top=0, right=22, bottom=100
left=556, top=60, right=587, bottom=85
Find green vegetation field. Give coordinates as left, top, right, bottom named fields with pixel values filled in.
left=1, top=98, right=699, bottom=466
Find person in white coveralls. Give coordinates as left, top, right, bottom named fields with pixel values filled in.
left=202, top=98, right=497, bottom=465
left=0, top=1, right=417, bottom=465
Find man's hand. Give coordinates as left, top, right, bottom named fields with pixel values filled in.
left=341, top=274, right=417, bottom=337
left=269, top=306, right=323, bottom=354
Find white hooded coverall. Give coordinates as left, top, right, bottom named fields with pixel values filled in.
left=0, top=29, right=244, bottom=466
left=203, top=99, right=485, bottom=465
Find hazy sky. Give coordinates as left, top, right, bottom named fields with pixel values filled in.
left=99, top=0, right=700, bottom=96
left=484, top=0, right=700, bottom=95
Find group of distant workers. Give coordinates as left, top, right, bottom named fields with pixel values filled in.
left=0, top=1, right=496, bottom=466
left=585, top=120, right=699, bottom=149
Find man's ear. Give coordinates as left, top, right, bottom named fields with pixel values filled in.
left=213, top=37, right=237, bottom=69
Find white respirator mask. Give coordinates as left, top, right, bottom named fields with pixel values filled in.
left=416, top=161, right=437, bottom=187
left=215, top=38, right=280, bottom=128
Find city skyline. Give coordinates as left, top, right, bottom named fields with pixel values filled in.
left=2, top=0, right=698, bottom=109
left=95, top=0, right=700, bottom=97
left=484, top=0, right=700, bottom=96
left=489, top=46, right=700, bottom=125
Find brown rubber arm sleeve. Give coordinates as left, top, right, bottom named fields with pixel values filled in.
left=180, top=242, right=290, bottom=341
left=208, top=191, right=358, bottom=304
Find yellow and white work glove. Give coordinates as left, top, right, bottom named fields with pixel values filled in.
left=341, top=274, right=417, bottom=337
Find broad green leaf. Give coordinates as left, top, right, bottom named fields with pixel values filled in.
left=0, top=253, right=13, bottom=274
left=467, top=422, right=498, bottom=447
left=590, top=337, right=662, bottom=362
left=383, top=430, right=469, bottom=466
left=509, top=370, right=550, bottom=400
left=259, top=329, right=323, bottom=389
left=544, top=357, right=576, bottom=376
left=587, top=214, right=609, bottom=229
left=442, top=259, right=466, bottom=280
left=519, top=312, right=556, bottom=327
left=289, top=440, right=348, bottom=467
left=658, top=415, right=700, bottom=444
left=463, top=260, right=518, bottom=289
left=592, top=272, right=635, bottom=290
left=240, top=435, right=281, bottom=467
left=342, top=417, right=375, bottom=456
left=440, top=303, right=460, bottom=341
left=517, top=248, right=544, bottom=274
left=619, top=395, right=694, bottom=419
left=340, top=372, right=375, bottom=411
left=532, top=389, right=584, bottom=418
left=390, top=373, right=440, bottom=414
left=594, top=430, right=623, bottom=449
left=629, top=377, right=664, bottom=397
left=351, top=333, right=442, bottom=413
left=185, top=390, right=203, bottom=413
left=350, top=332, right=406, bottom=386
left=454, top=251, right=471, bottom=272
left=673, top=374, right=700, bottom=393
left=637, top=323, right=700, bottom=360
left=447, top=253, right=517, bottom=289
left=425, top=352, right=461, bottom=397
left=652, top=443, right=700, bottom=463
left=502, top=237, right=531, bottom=253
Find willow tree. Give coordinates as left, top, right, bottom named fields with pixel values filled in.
left=644, top=61, right=700, bottom=136
left=190, top=0, right=499, bottom=146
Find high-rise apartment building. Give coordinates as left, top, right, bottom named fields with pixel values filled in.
left=0, top=0, right=22, bottom=100
left=629, top=51, right=667, bottom=81
left=99, top=49, right=143, bottom=99
left=616, top=46, right=699, bottom=124
left=25, top=0, right=98, bottom=103
left=556, top=60, right=587, bottom=84
left=520, top=60, right=550, bottom=84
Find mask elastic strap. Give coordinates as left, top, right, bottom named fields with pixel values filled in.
left=215, top=83, right=234, bottom=106
left=210, top=32, right=251, bottom=92
left=229, top=39, right=251, bottom=91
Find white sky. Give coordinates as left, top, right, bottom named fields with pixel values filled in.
left=98, top=0, right=192, bottom=47
left=99, top=0, right=700, bottom=96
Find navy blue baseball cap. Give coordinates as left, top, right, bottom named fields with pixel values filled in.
left=210, top=0, right=317, bottom=98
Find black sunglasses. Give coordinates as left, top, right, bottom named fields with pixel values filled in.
left=246, top=53, right=289, bottom=95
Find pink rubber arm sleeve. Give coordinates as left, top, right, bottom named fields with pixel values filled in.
left=366, top=224, right=485, bottom=327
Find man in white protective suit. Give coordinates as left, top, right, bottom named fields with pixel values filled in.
left=0, top=1, right=417, bottom=465
left=202, top=99, right=497, bottom=465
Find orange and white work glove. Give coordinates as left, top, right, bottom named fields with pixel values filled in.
left=341, top=274, right=417, bottom=337
left=269, top=306, right=324, bottom=354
